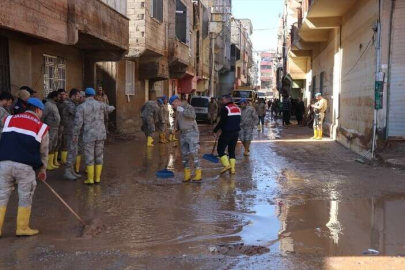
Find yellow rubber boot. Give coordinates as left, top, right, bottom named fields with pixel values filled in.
left=311, top=130, right=318, bottom=139
left=0, top=207, right=6, bottom=237
left=316, top=130, right=323, bottom=140
left=75, top=156, right=82, bottom=173
left=192, top=169, right=202, bottom=182
left=230, top=159, right=236, bottom=175
left=163, top=133, right=169, bottom=143
left=61, top=151, right=68, bottom=164
left=184, top=168, right=191, bottom=182
left=257, top=125, right=262, bottom=131
left=147, top=136, right=154, bottom=147
left=95, top=165, right=103, bottom=184
left=172, top=134, right=178, bottom=141
left=16, top=207, right=39, bottom=236
left=220, top=156, right=231, bottom=174
left=53, top=152, right=60, bottom=168
left=46, top=154, right=55, bottom=171
left=159, top=133, right=166, bottom=144
left=84, top=165, right=95, bottom=185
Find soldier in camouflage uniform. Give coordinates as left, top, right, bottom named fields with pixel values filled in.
left=0, top=92, right=13, bottom=139
left=62, top=89, right=83, bottom=181
left=167, top=100, right=178, bottom=142
left=41, top=91, right=61, bottom=171
left=169, top=95, right=202, bottom=183
left=56, top=89, right=67, bottom=164
left=157, top=98, right=170, bottom=144
left=240, top=98, right=258, bottom=156
left=73, top=88, right=115, bottom=185
left=255, top=99, right=266, bottom=131
left=141, top=91, right=159, bottom=147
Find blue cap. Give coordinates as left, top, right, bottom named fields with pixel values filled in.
left=27, top=98, right=44, bottom=110
left=315, top=93, right=322, bottom=97
left=158, top=99, right=163, bottom=105
left=169, top=95, right=179, bottom=105
left=240, top=98, right=248, bottom=104
left=162, top=95, right=167, bottom=100
left=85, top=88, right=96, bottom=96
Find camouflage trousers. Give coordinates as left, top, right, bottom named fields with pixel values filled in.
left=180, top=130, right=201, bottom=169
left=84, top=140, right=105, bottom=166
left=239, top=127, right=254, bottom=142
left=157, top=122, right=167, bottom=132
left=313, top=113, right=325, bottom=131
left=65, top=133, right=84, bottom=168
left=56, top=125, right=67, bottom=151
left=141, top=117, right=155, bottom=137
left=49, top=127, right=59, bottom=153
left=0, top=161, right=36, bottom=207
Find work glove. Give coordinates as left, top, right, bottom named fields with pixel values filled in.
left=177, top=106, right=184, bottom=112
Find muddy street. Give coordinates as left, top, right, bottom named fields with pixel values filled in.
left=1, top=120, right=405, bottom=270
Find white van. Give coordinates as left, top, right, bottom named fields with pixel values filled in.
left=190, top=96, right=211, bottom=121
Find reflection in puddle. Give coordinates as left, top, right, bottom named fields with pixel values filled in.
left=278, top=195, right=405, bottom=256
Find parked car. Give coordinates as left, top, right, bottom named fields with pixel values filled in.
left=190, top=96, right=210, bottom=121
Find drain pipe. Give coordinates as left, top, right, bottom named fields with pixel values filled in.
left=372, top=0, right=383, bottom=159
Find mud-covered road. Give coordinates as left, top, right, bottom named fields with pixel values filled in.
left=1, top=118, right=405, bottom=270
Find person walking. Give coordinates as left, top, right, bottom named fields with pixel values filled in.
left=169, top=95, right=202, bottom=182
left=0, top=92, right=13, bottom=139
left=208, top=97, right=218, bottom=126
left=240, top=98, right=258, bottom=156
left=255, top=99, right=266, bottom=131
left=13, top=90, right=30, bottom=115
left=141, top=91, right=160, bottom=147
left=311, top=93, right=328, bottom=140
left=214, top=95, right=241, bottom=175
left=73, top=88, right=115, bottom=185
left=282, top=95, right=292, bottom=126
left=62, top=89, right=83, bottom=181
left=0, top=98, right=49, bottom=237
left=296, top=97, right=305, bottom=126
left=42, top=91, right=61, bottom=171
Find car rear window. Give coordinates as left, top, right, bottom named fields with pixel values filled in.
left=191, top=98, right=209, bottom=107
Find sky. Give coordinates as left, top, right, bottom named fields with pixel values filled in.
left=232, top=0, right=284, bottom=52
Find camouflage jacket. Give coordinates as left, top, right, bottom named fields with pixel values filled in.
left=208, top=101, right=218, bottom=114
left=141, top=100, right=159, bottom=121
left=61, top=99, right=78, bottom=135
left=42, top=99, right=61, bottom=128
left=176, top=101, right=198, bottom=132
left=241, top=106, right=259, bottom=129
left=73, top=97, right=114, bottom=143
left=0, top=106, right=10, bottom=135
left=158, top=105, right=167, bottom=124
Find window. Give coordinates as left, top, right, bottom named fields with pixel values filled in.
left=125, top=61, right=135, bottom=96
left=44, top=55, right=66, bottom=97
left=176, top=0, right=187, bottom=43
left=152, top=0, right=163, bottom=22
left=320, top=71, right=324, bottom=95
left=0, top=36, right=10, bottom=93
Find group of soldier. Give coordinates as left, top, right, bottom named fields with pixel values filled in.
left=0, top=86, right=114, bottom=237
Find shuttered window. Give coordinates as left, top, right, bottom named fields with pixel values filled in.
left=152, top=0, right=163, bottom=22
left=125, top=61, right=135, bottom=96
left=0, top=36, right=10, bottom=93
left=176, top=0, right=187, bottom=43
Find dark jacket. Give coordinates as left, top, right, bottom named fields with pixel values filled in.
left=214, top=102, right=241, bottom=133
left=13, top=99, right=27, bottom=115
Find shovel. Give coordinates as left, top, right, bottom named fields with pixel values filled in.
left=203, top=134, right=219, bottom=163
left=156, top=139, right=175, bottom=178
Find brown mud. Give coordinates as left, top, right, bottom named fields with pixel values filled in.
left=1, top=116, right=405, bottom=269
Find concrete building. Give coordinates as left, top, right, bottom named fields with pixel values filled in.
left=260, top=51, right=277, bottom=91
left=283, top=0, right=405, bottom=155
left=0, top=0, right=129, bottom=98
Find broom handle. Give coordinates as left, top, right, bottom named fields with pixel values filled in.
left=211, top=134, right=218, bottom=155
left=42, top=181, right=87, bottom=226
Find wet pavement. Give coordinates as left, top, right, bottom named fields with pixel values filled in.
left=1, top=117, right=405, bottom=270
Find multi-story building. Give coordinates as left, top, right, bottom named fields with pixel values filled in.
left=0, top=0, right=129, bottom=98
left=282, top=0, right=405, bottom=156
left=260, top=51, right=276, bottom=91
